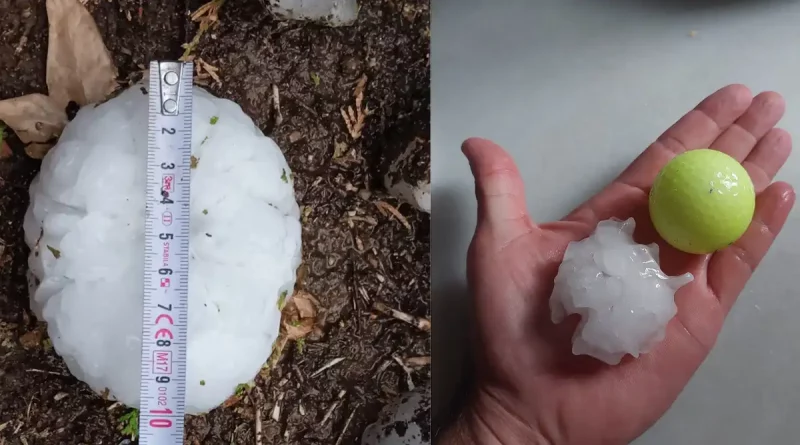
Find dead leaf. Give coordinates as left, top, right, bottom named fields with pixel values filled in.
left=46, top=0, right=118, bottom=108
left=0, top=95, right=67, bottom=144
left=280, top=290, right=319, bottom=341
left=222, top=394, right=243, bottom=408
left=292, top=291, right=317, bottom=319
left=25, top=143, right=55, bottom=160
left=0, top=142, right=12, bottom=160
left=284, top=318, right=314, bottom=340
left=341, top=74, right=371, bottom=140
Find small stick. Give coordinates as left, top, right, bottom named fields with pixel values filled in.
left=27, top=368, right=68, bottom=377
left=372, top=302, right=431, bottom=331
left=254, top=406, right=263, bottom=445
left=272, top=84, right=283, bottom=126
left=334, top=408, right=358, bottom=445
left=321, top=390, right=347, bottom=425
left=405, top=356, right=431, bottom=368
left=311, top=357, right=345, bottom=378
left=393, top=355, right=415, bottom=390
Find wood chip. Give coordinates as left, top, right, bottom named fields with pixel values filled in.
left=405, top=356, right=431, bottom=369
left=372, top=301, right=430, bottom=331
left=311, top=357, right=345, bottom=378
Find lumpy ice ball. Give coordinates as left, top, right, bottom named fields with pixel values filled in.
left=23, top=84, right=302, bottom=413
left=550, top=218, right=693, bottom=365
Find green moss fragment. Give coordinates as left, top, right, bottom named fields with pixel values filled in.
left=277, top=290, right=288, bottom=310
left=47, top=245, right=61, bottom=259
left=118, top=409, right=139, bottom=440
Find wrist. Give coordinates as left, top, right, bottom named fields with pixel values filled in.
left=437, top=386, right=552, bottom=445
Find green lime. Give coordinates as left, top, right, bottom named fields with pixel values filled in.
left=649, top=149, right=755, bottom=254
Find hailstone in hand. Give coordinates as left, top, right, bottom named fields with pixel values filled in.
left=549, top=218, right=693, bottom=365
left=23, top=84, right=302, bottom=413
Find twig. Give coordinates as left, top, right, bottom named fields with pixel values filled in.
left=393, top=355, right=415, bottom=390
left=374, top=201, right=411, bottom=231
left=372, top=302, right=431, bottom=331
left=254, top=405, right=263, bottom=445
left=272, top=85, right=283, bottom=126
left=27, top=368, right=68, bottom=377
left=334, top=407, right=358, bottom=445
left=321, top=390, right=347, bottom=425
left=405, top=356, right=431, bottom=369
left=311, top=357, right=345, bottom=378
left=106, top=401, right=122, bottom=411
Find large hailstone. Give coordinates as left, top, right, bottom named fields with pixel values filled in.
left=550, top=218, right=693, bottom=365
left=23, top=84, right=302, bottom=413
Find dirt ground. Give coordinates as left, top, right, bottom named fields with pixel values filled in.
left=0, top=0, right=430, bottom=444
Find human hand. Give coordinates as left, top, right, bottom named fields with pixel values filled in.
left=441, top=85, right=795, bottom=445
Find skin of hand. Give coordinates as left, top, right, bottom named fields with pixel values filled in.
left=438, top=85, right=796, bottom=445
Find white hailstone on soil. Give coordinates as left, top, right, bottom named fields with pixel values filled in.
left=550, top=218, right=693, bottom=365
left=23, top=84, right=302, bottom=414
left=267, top=0, right=359, bottom=26
left=361, top=382, right=431, bottom=445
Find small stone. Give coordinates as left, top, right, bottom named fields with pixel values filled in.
left=341, top=56, right=362, bottom=75
left=289, top=131, right=303, bottom=143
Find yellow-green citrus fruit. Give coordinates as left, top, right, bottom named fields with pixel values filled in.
left=649, top=149, right=755, bottom=254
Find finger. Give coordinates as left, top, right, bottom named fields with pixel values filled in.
left=563, top=85, right=753, bottom=229
left=742, top=128, right=792, bottom=193
left=707, top=182, right=795, bottom=313
left=617, top=84, right=753, bottom=191
left=709, top=91, right=785, bottom=162
left=462, top=138, right=535, bottom=246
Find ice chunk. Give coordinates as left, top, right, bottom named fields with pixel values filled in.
left=24, top=84, right=302, bottom=413
left=267, top=0, right=359, bottom=26
left=550, top=218, right=693, bottom=365
left=361, top=382, right=431, bottom=445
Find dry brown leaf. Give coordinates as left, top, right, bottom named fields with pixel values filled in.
left=292, top=291, right=317, bottom=319
left=46, top=0, right=118, bottom=109
left=280, top=290, right=319, bottom=341
left=25, top=142, right=56, bottom=160
left=0, top=142, right=12, bottom=160
left=341, top=74, right=371, bottom=140
left=0, top=94, right=67, bottom=144
left=284, top=318, right=314, bottom=340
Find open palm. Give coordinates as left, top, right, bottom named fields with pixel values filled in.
left=460, top=85, right=795, bottom=445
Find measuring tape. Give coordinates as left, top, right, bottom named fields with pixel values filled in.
left=139, top=60, right=193, bottom=444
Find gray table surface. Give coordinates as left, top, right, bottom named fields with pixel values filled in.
left=431, top=0, right=800, bottom=443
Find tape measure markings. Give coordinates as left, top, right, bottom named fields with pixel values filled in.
left=138, top=60, right=193, bottom=444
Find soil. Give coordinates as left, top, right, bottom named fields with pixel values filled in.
left=0, top=0, right=430, bottom=444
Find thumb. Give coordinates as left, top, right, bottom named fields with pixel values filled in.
left=462, top=138, right=534, bottom=246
